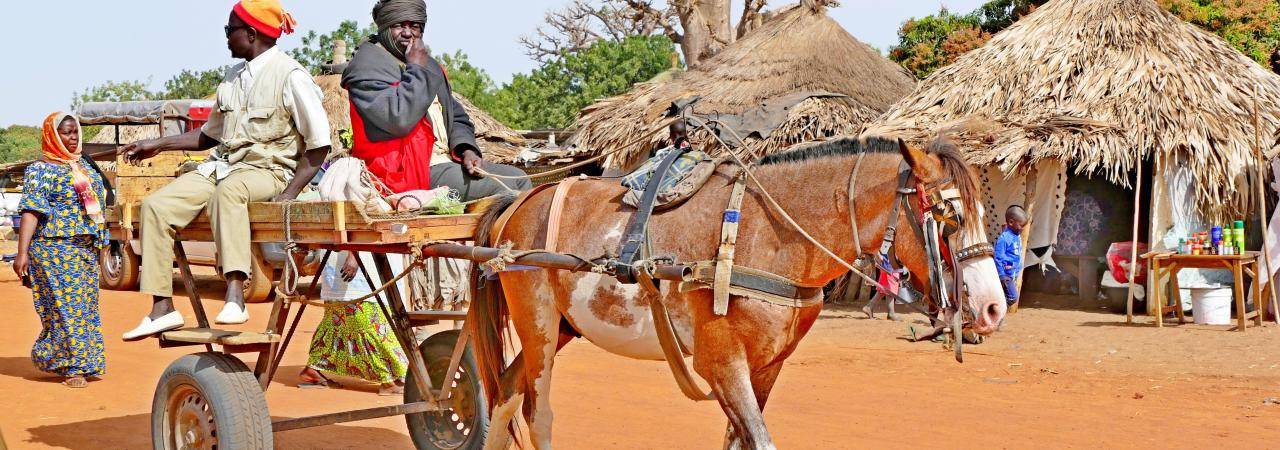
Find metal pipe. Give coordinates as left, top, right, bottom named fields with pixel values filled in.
left=272, top=401, right=443, bottom=432
left=414, top=243, right=692, bottom=282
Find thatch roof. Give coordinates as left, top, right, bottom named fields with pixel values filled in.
left=571, top=3, right=916, bottom=169
left=91, top=74, right=526, bottom=163
left=863, top=0, right=1280, bottom=219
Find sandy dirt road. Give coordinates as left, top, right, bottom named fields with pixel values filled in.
left=0, top=271, right=1278, bottom=449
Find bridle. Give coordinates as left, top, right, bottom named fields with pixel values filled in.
left=857, top=161, right=994, bottom=361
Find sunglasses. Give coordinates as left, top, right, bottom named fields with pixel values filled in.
left=225, top=25, right=251, bottom=37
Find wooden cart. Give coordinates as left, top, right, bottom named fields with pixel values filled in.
left=108, top=201, right=489, bottom=450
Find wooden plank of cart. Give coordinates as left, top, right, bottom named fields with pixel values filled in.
left=107, top=200, right=491, bottom=450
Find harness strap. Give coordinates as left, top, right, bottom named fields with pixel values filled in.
left=848, top=152, right=867, bottom=262
left=544, top=177, right=582, bottom=253
left=489, top=182, right=557, bottom=246
left=686, top=262, right=825, bottom=302
left=635, top=262, right=715, bottom=402
left=712, top=175, right=748, bottom=315
left=878, top=166, right=913, bottom=261
left=616, top=147, right=690, bottom=283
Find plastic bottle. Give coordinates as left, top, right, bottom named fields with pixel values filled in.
left=1234, top=220, right=1246, bottom=253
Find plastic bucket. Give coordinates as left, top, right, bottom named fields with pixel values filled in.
left=1190, top=288, right=1233, bottom=325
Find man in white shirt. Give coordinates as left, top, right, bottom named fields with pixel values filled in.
left=118, top=0, right=331, bottom=339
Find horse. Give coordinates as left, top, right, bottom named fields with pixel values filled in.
left=465, top=135, right=1007, bottom=449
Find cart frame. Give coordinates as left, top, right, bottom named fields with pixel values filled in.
left=108, top=201, right=489, bottom=449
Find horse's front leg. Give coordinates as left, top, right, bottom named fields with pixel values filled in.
left=508, top=294, right=565, bottom=448
left=692, top=299, right=777, bottom=450
left=484, top=327, right=576, bottom=450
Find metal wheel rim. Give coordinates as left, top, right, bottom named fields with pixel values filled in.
left=424, top=365, right=478, bottom=449
left=103, top=246, right=123, bottom=281
left=166, top=384, right=217, bottom=450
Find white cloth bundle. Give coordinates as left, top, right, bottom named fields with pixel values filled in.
left=315, top=157, right=405, bottom=303
left=318, top=157, right=391, bottom=213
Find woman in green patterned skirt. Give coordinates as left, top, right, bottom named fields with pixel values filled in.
left=299, top=251, right=408, bottom=395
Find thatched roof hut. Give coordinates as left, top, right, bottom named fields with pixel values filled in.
left=91, top=75, right=526, bottom=163
left=571, top=3, right=916, bottom=169
left=864, top=0, right=1280, bottom=220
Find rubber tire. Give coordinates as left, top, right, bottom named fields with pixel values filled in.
left=151, top=352, right=272, bottom=450
left=405, top=329, right=489, bottom=450
left=100, top=240, right=141, bottom=291
left=243, top=261, right=275, bottom=304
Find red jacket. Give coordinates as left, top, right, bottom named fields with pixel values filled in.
left=349, top=96, right=436, bottom=194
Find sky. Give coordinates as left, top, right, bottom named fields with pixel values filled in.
left=0, top=0, right=987, bottom=127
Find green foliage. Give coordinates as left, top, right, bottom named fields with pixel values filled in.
left=71, top=79, right=152, bottom=110
left=488, top=35, right=677, bottom=130
left=289, top=20, right=379, bottom=74
left=888, top=8, right=987, bottom=79
left=973, top=0, right=1048, bottom=33
left=1161, top=0, right=1280, bottom=66
left=0, top=125, right=41, bottom=164
left=160, top=67, right=227, bottom=100
left=438, top=51, right=501, bottom=113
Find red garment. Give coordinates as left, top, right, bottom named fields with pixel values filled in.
left=349, top=98, right=435, bottom=194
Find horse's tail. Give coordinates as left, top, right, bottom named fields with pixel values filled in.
left=467, top=193, right=518, bottom=411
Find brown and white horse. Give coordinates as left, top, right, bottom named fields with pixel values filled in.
left=467, top=136, right=1007, bottom=449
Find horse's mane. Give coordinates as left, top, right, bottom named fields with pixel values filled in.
left=757, top=135, right=984, bottom=236
left=757, top=136, right=899, bottom=166
left=927, top=135, right=984, bottom=237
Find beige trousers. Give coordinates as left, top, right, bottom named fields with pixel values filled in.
left=139, top=168, right=284, bottom=297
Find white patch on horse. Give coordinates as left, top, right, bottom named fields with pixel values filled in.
left=602, top=223, right=624, bottom=241
left=565, top=273, right=665, bottom=360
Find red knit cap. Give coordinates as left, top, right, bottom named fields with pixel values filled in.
left=232, top=0, right=297, bottom=39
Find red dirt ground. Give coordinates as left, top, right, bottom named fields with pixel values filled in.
left=1, top=269, right=1278, bottom=449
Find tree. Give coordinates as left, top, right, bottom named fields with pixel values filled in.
left=523, top=0, right=836, bottom=68
left=888, top=8, right=988, bottom=79
left=289, top=20, right=378, bottom=74
left=1160, top=0, right=1280, bottom=65
left=0, top=125, right=41, bottom=164
left=71, top=80, right=153, bottom=110
left=973, top=0, right=1047, bottom=33
left=438, top=51, right=500, bottom=112
left=160, top=67, right=227, bottom=100
left=492, top=35, right=677, bottom=129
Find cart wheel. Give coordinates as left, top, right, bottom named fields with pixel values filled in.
left=243, top=262, right=275, bottom=304
left=151, top=352, right=272, bottom=450
left=101, top=240, right=140, bottom=291
left=405, top=330, right=489, bottom=450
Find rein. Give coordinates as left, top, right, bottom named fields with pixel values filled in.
left=685, top=119, right=993, bottom=362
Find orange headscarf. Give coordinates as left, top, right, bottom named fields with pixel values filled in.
left=40, top=112, right=103, bottom=225
left=233, top=0, right=297, bottom=39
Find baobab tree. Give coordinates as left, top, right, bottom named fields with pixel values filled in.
left=522, top=0, right=837, bottom=67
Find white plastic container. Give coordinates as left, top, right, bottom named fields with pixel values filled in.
left=1190, top=287, right=1233, bottom=325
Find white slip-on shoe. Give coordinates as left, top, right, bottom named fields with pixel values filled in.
left=122, top=311, right=185, bottom=341
left=215, top=302, right=250, bottom=325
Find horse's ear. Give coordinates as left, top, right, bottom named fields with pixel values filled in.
left=897, top=137, right=928, bottom=170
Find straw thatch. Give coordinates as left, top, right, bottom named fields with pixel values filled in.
left=91, top=74, right=526, bottom=162
left=863, top=0, right=1280, bottom=220
left=572, top=3, right=916, bottom=169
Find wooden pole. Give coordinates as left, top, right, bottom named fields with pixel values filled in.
left=1251, top=87, right=1280, bottom=325
left=1125, top=159, right=1145, bottom=325
left=1012, top=166, right=1039, bottom=314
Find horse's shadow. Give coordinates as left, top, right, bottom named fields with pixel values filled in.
left=25, top=412, right=412, bottom=449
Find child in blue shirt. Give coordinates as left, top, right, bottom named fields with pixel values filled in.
left=995, top=205, right=1028, bottom=307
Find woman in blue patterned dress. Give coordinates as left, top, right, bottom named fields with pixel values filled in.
left=12, top=112, right=109, bottom=388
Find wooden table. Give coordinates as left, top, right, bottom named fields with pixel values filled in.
left=1141, top=251, right=1276, bottom=331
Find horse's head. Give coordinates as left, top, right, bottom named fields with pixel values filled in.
left=896, top=137, right=1006, bottom=336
